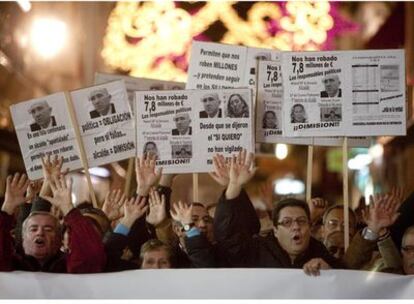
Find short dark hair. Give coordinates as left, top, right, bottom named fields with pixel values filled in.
left=322, top=205, right=356, bottom=225
left=272, top=198, right=310, bottom=226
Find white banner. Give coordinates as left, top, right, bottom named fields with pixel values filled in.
left=0, top=269, right=413, bottom=299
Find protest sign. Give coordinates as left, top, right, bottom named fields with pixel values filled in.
left=95, top=73, right=185, bottom=194
left=70, top=80, right=135, bottom=168
left=10, top=93, right=82, bottom=180
left=244, top=47, right=282, bottom=101
left=186, top=41, right=248, bottom=90
left=282, top=49, right=406, bottom=137
left=135, top=88, right=254, bottom=173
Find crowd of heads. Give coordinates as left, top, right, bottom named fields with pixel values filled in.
left=1, top=151, right=413, bottom=277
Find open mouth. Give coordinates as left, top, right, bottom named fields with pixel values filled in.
left=34, top=238, right=45, bottom=246
left=292, top=234, right=302, bottom=243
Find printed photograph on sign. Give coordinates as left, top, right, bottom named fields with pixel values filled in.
left=224, top=92, right=250, bottom=118
left=70, top=80, right=135, bottom=168
left=10, top=92, right=82, bottom=180
left=199, top=92, right=223, bottom=119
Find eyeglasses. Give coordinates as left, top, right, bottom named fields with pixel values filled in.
left=327, top=219, right=345, bottom=230
left=327, top=246, right=345, bottom=256
left=402, top=246, right=414, bottom=254
left=277, top=217, right=309, bottom=228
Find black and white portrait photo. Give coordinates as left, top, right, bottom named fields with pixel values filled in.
left=28, top=100, right=57, bottom=132
left=89, top=88, right=116, bottom=119
left=200, top=93, right=222, bottom=118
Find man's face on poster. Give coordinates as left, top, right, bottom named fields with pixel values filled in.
left=201, top=93, right=220, bottom=117
left=29, top=101, right=52, bottom=128
left=323, top=75, right=341, bottom=97
left=90, top=89, right=112, bottom=115
left=174, top=113, right=191, bottom=134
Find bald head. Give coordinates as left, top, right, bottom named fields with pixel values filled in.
left=201, top=93, right=221, bottom=117
left=28, top=100, right=53, bottom=128
left=322, top=75, right=341, bottom=97
left=174, top=112, right=191, bottom=135
left=89, top=88, right=112, bottom=115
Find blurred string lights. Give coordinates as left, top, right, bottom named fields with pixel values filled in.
left=17, top=17, right=68, bottom=59
left=102, top=1, right=357, bottom=81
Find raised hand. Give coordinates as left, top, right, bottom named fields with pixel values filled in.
left=389, top=186, right=405, bottom=205
left=41, top=154, right=68, bottom=180
left=1, top=173, right=30, bottom=215
left=209, top=154, right=231, bottom=186
left=119, top=196, right=148, bottom=228
left=146, top=188, right=167, bottom=226
left=225, top=149, right=256, bottom=200
left=303, top=258, right=331, bottom=276
left=102, top=189, right=126, bottom=222
left=40, top=175, right=74, bottom=216
left=362, top=193, right=401, bottom=234
left=135, top=154, right=162, bottom=196
left=170, top=201, right=193, bottom=225
left=25, top=180, right=43, bottom=202
left=40, top=155, right=69, bottom=197
left=308, top=197, right=328, bottom=223
left=229, top=149, right=256, bottom=187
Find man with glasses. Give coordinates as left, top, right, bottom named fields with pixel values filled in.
left=212, top=149, right=342, bottom=276
left=89, top=88, right=116, bottom=119
left=199, top=93, right=222, bottom=118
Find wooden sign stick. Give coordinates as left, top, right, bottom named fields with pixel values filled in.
left=342, top=137, right=350, bottom=250
left=65, top=92, right=98, bottom=208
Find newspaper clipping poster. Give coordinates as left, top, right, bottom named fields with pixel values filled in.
left=282, top=49, right=406, bottom=137
left=70, top=80, right=135, bottom=168
left=135, top=88, right=254, bottom=173
left=244, top=47, right=281, bottom=101
left=256, top=61, right=370, bottom=147
left=348, top=49, right=406, bottom=136
left=186, top=41, right=247, bottom=90
left=282, top=50, right=348, bottom=137
left=10, top=93, right=82, bottom=180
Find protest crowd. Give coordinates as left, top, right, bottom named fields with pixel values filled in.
left=1, top=150, right=414, bottom=277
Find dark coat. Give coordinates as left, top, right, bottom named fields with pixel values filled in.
left=172, top=127, right=192, bottom=136
left=199, top=109, right=222, bottom=118
left=89, top=103, right=116, bottom=119
left=320, top=89, right=342, bottom=98
left=30, top=116, right=57, bottom=132
left=214, top=189, right=343, bottom=268
left=0, top=209, right=106, bottom=273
